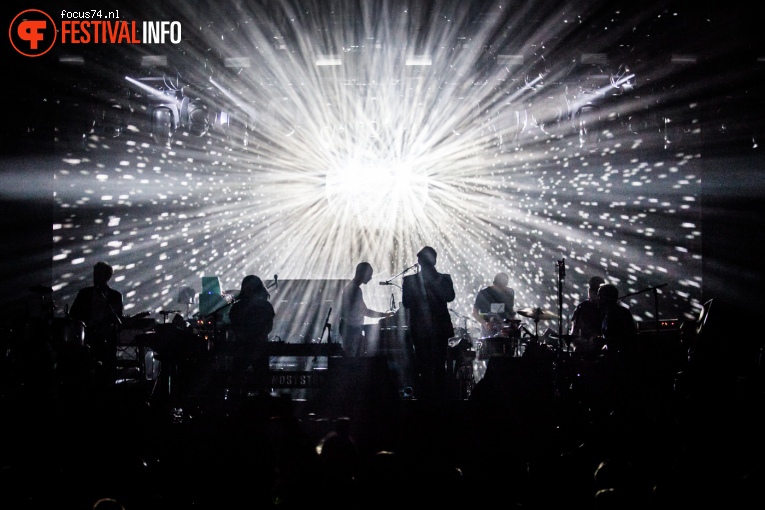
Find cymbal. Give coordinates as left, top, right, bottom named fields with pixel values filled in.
left=517, top=307, right=557, bottom=321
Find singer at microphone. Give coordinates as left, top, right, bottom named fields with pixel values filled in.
left=400, top=246, right=455, bottom=402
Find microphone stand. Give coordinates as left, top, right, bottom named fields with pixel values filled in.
left=556, top=259, right=565, bottom=355
left=319, top=307, right=332, bottom=344
left=620, top=283, right=667, bottom=333
left=381, top=263, right=418, bottom=286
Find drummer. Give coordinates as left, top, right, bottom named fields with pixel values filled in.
left=472, top=272, right=516, bottom=337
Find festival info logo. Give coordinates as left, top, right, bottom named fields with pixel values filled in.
left=9, top=9, right=182, bottom=57
left=9, top=9, right=57, bottom=57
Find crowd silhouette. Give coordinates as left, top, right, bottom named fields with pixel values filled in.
left=1, top=284, right=763, bottom=509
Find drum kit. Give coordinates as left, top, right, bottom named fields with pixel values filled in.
left=443, top=305, right=560, bottom=397
left=476, top=306, right=558, bottom=360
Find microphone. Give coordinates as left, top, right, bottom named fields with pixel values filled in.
left=379, top=281, right=393, bottom=286
left=274, top=274, right=278, bottom=288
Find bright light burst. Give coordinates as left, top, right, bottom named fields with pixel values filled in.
left=48, top=0, right=731, bottom=328
left=325, top=158, right=429, bottom=229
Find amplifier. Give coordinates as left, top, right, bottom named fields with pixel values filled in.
left=637, top=318, right=681, bottom=333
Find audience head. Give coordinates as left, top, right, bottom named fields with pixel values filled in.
left=92, top=498, right=126, bottom=510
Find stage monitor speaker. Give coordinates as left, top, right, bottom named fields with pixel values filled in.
left=476, top=356, right=556, bottom=406
left=315, top=355, right=399, bottom=418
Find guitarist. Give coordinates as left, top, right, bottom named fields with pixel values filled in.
left=68, top=261, right=126, bottom=396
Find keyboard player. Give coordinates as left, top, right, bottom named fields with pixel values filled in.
left=339, top=262, right=394, bottom=357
